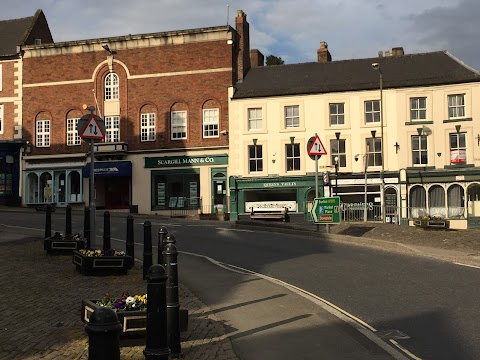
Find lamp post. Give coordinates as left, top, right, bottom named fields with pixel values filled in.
left=334, top=132, right=341, bottom=197
left=372, top=62, right=385, bottom=222
left=355, top=153, right=369, bottom=222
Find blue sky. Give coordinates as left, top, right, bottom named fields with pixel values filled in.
left=2, top=0, right=480, bottom=70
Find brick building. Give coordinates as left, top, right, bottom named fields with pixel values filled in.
left=21, top=9, right=253, bottom=214
left=0, top=9, right=52, bottom=205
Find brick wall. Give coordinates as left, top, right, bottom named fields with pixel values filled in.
left=22, top=38, right=235, bottom=155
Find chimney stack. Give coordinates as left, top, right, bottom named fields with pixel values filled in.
left=317, top=41, right=332, bottom=63
left=392, top=47, right=404, bottom=57
left=235, top=10, right=251, bottom=81
left=250, top=49, right=264, bottom=67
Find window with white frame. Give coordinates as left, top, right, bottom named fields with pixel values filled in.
left=66, top=118, right=80, bottom=145
left=203, top=109, right=219, bottom=137
left=248, top=145, right=263, bottom=172
left=412, top=135, right=428, bottom=165
left=410, top=97, right=427, bottom=121
left=36, top=120, right=50, bottom=147
left=171, top=111, right=187, bottom=139
left=366, top=137, right=382, bottom=166
left=450, top=132, right=466, bottom=164
left=286, top=143, right=300, bottom=171
left=330, top=138, right=346, bottom=167
left=364, top=100, right=380, bottom=123
left=0, top=104, right=3, bottom=133
left=448, top=94, right=465, bottom=119
left=141, top=113, right=156, bottom=142
left=104, top=73, right=119, bottom=100
left=248, top=108, right=262, bottom=130
left=329, top=103, right=345, bottom=126
left=104, top=116, right=120, bottom=142
left=284, top=105, right=299, bottom=128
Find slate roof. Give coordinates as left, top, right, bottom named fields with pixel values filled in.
left=0, top=10, right=40, bottom=57
left=233, top=51, right=480, bottom=99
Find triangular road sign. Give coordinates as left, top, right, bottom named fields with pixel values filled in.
left=80, top=114, right=105, bottom=140
left=307, top=134, right=327, bottom=156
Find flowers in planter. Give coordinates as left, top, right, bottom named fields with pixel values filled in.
left=79, top=248, right=126, bottom=257
left=96, top=292, right=147, bottom=311
left=52, top=232, right=83, bottom=240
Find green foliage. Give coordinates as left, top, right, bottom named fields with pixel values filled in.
left=266, top=55, right=285, bottom=66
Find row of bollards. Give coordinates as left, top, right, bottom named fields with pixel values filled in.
left=43, top=207, right=181, bottom=359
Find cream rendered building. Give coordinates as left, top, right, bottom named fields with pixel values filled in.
left=228, top=43, right=480, bottom=229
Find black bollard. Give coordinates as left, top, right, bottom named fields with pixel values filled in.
left=103, top=211, right=111, bottom=251
left=164, top=234, right=176, bottom=249
left=163, top=243, right=181, bottom=356
left=143, top=221, right=153, bottom=280
left=144, top=264, right=170, bottom=360
left=45, top=204, right=52, bottom=239
left=84, top=207, right=90, bottom=249
left=126, top=215, right=135, bottom=267
left=65, top=204, right=72, bottom=239
left=85, top=307, right=122, bottom=360
left=157, top=226, right=168, bottom=264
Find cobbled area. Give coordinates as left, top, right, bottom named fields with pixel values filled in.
left=0, top=237, right=238, bottom=360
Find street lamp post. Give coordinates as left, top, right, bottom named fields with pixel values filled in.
left=372, top=62, right=385, bottom=222
left=355, top=153, right=369, bottom=222
left=334, top=131, right=341, bottom=197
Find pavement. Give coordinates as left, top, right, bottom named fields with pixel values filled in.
left=1, top=207, right=479, bottom=359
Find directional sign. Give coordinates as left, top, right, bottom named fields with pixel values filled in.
left=80, top=114, right=105, bottom=140
left=311, top=197, right=341, bottom=224
left=307, top=134, right=327, bottom=156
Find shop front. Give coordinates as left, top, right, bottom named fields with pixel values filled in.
left=145, top=154, right=228, bottom=214
left=83, top=161, right=132, bottom=209
left=0, top=141, right=22, bottom=206
left=228, top=176, right=325, bottom=221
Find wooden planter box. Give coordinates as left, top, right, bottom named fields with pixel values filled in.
left=81, top=299, right=189, bottom=336
left=413, top=219, right=449, bottom=229
left=44, top=237, right=85, bottom=253
left=73, top=251, right=133, bottom=275
left=413, top=219, right=429, bottom=228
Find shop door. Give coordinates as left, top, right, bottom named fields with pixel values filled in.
left=211, top=169, right=227, bottom=213
left=105, top=177, right=130, bottom=209
left=54, top=171, right=66, bottom=206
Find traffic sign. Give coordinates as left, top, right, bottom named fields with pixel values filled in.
left=311, top=197, right=341, bottom=224
left=80, top=114, right=105, bottom=140
left=307, top=134, right=327, bottom=156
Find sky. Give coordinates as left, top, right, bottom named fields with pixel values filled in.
left=2, top=0, right=480, bottom=70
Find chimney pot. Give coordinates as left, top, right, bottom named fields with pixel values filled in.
left=250, top=49, right=264, bottom=67
left=392, top=47, right=404, bottom=56
left=378, top=51, right=383, bottom=58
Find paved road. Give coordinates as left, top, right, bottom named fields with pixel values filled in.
left=2, top=210, right=480, bottom=359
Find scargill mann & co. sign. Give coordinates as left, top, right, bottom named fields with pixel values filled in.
left=145, top=155, right=228, bottom=168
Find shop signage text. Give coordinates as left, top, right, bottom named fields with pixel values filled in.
left=262, top=182, right=297, bottom=188
left=145, top=155, right=228, bottom=168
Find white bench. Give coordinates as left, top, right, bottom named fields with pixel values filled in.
left=250, top=207, right=288, bottom=221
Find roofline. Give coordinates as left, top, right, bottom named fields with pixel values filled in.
left=232, top=79, right=480, bottom=100
left=22, top=24, right=233, bottom=50
left=445, top=51, right=480, bottom=74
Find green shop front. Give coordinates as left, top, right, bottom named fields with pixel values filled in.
left=145, top=154, right=228, bottom=213
left=228, top=175, right=325, bottom=221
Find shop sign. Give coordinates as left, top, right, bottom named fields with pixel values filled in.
left=262, top=181, right=297, bottom=188
left=145, top=155, right=228, bottom=168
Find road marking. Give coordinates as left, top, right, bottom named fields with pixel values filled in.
left=180, top=251, right=413, bottom=360
left=390, top=340, right=423, bottom=360
left=215, top=228, right=254, bottom=232
left=454, top=262, right=480, bottom=269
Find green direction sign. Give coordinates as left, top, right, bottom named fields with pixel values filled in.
left=311, top=197, right=341, bottom=224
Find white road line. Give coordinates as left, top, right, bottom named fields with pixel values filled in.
left=390, top=340, right=423, bottom=360
left=215, top=228, right=255, bottom=232
left=179, top=250, right=413, bottom=360
left=454, top=262, right=480, bottom=269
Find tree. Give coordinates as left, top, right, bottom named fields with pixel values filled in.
left=266, top=55, right=285, bottom=66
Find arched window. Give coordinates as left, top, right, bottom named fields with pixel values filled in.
left=447, top=185, right=464, bottom=218
left=428, top=185, right=446, bottom=218
left=410, top=186, right=426, bottom=218
left=104, top=73, right=119, bottom=100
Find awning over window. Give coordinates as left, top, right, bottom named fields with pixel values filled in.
left=83, top=161, right=132, bottom=178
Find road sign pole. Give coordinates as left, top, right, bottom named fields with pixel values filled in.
left=315, top=155, right=319, bottom=232
left=89, top=139, right=96, bottom=248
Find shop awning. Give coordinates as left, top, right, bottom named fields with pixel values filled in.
left=83, top=161, right=132, bottom=178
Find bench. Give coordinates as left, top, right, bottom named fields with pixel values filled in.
left=250, top=207, right=288, bottom=221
